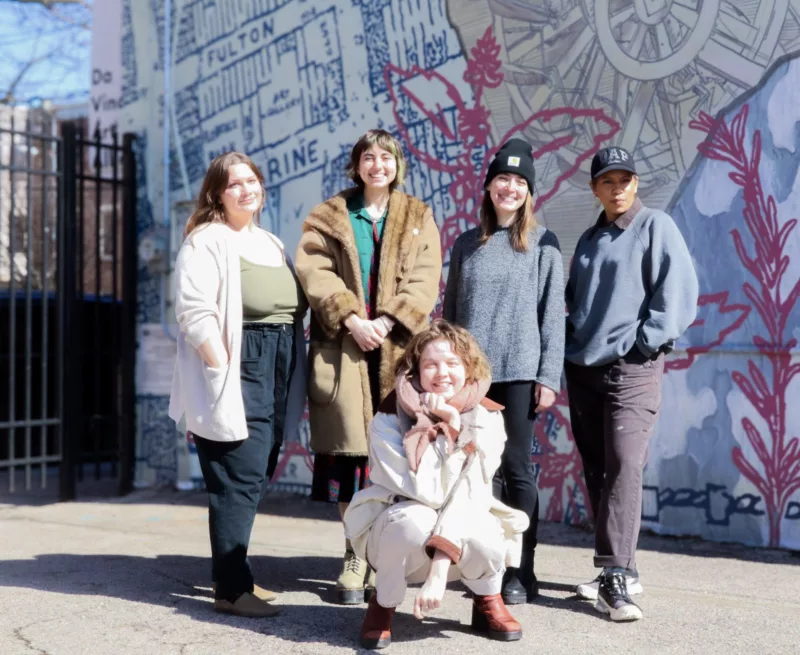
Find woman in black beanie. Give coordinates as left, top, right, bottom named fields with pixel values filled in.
left=442, top=138, right=565, bottom=603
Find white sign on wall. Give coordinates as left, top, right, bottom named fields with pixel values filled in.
left=88, top=0, right=122, bottom=142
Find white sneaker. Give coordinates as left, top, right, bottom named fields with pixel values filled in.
left=576, top=571, right=643, bottom=600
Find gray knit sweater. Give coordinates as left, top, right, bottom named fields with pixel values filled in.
left=442, top=225, right=565, bottom=391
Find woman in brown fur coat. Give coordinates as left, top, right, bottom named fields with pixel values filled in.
left=295, top=129, right=442, bottom=604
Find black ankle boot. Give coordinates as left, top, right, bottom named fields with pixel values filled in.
left=500, top=567, right=527, bottom=605
left=520, top=549, right=538, bottom=601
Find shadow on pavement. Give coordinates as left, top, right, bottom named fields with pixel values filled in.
left=535, top=520, right=800, bottom=566
left=0, top=551, right=497, bottom=649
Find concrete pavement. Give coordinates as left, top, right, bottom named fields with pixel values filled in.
left=1, top=489, right=798, bottom=654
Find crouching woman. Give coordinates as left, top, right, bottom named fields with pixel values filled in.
left=344, top=319, right=528, bottom=649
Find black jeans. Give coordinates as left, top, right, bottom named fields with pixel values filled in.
left=193, top=323, right=295, bottom=602
left=564, top=350, right=663, bottom=571
left=486, top=381, right=539, bottom=554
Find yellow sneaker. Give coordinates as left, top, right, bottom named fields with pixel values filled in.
left=213, top=592, right=280, bottom=618
left=212, top=583, right=277, bottom=602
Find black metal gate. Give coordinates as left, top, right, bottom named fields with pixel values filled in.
left=0, top=113, right=137, bottom=500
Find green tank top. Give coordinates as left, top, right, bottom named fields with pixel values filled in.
left=240, top=257, right=307, bottom=324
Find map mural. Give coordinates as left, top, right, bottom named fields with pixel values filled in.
left=119, top=0, right=800, bottom=549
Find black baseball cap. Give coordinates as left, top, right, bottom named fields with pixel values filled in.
left=591, top=146, right=637, bottom=179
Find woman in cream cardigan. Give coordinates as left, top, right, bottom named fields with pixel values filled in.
left=344, top=319, right=527, bottom=649
left=169, top=152, right=307, bottom=618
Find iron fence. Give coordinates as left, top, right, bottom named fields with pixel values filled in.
left=0, top=112, right=136, bottom=499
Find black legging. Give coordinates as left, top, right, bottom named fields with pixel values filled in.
left=486, top=380, right=539, bottom=553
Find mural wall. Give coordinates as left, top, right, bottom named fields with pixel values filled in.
left=120, top=0, right=800, bottom=549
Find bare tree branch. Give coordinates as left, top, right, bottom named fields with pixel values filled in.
left=0, top=0, right=91, bottom=103
left=5, top=0, right=90, bottom=8
left=0, top=53, right=53, bottom=103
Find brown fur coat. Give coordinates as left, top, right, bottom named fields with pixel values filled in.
left=295, top=188, right=442, bottom=456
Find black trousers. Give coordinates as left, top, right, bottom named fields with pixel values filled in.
left=564, top=349, right=663, bottom=571
left=193, top=323, right=295, bottom=601
left=486, top=381, right=540, bottom=554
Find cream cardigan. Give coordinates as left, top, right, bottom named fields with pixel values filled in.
left=168, top=222, right=307, bottom=443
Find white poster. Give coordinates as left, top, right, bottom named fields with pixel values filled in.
left=136, top=323, right=176, bottom=396
left=88, top=0, right=122, bottom=142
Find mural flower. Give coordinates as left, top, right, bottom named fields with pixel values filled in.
left=665, top=291, right=750, bottom=372
left=462, top=26, right=503, bottom=94
left=691, top=105, right=800, bottom=547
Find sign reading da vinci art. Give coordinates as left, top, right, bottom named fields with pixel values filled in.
left=88, top=0, right=122, bottom=143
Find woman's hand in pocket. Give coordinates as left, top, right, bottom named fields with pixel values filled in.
left=198, top=337, right=229, bottom=368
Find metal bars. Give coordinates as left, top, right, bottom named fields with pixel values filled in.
left=0, top=114, right=136, bottom=499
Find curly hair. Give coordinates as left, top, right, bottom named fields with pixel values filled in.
left=397, top=319, right=491, bottom=383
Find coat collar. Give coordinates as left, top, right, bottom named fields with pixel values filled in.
left=302, top=188, right=425, bottom=300
left=591, top=197, right=643, bottom=236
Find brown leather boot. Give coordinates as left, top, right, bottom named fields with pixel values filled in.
left=471, top=593, right=522, bottom=641
left=360, top=596, right=396, bottom=649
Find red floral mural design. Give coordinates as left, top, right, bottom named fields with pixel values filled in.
left=691, top=105, right=800, bottom=546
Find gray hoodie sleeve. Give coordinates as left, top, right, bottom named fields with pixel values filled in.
left=535, top=230, right=565, bottom=392
left=636, top=215, right=699, bottom=356
left=442, top=236, right=463, bottom=323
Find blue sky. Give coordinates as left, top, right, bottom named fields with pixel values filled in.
left=0, top=0, right=92, bottom=104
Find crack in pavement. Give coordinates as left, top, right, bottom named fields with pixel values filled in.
left=13, top=626, right=49, bottom=655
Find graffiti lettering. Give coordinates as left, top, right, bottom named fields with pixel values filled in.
left=643, top=484, right=769, bottom=527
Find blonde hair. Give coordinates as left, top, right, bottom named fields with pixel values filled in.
left=345, top=129, right=406, bottom=191
left=184, top=152, right=265, bottom=238
left=397, top=319, right=491, bottom=383
left=478, top=189, right=537, bottom=252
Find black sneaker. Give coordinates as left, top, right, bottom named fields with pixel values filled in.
left=596, top=571, right=643, bottom=622
left=576, top=569, right=642, bottom=600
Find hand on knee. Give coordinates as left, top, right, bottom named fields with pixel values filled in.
left=413, top=551, right=450, bottom=619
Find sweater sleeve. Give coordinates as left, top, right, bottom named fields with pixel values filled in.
left=636, top=215, right=699, bottom=356
left=441, top=234, right=463, bottom=322
left=173, top=239, right=224, bottom=350
left=535, top=231, right=565, bottom=392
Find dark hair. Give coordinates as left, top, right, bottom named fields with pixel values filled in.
left=397, top=319, right=491, bottom=384
left=345, top=129, right=406, bottom=191
left=478, top=188, right=537, bottom=252
left=184, top=152, right=264, bottom=238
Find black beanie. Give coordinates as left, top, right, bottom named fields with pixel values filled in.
left=484, top=138, right=535, bottom=192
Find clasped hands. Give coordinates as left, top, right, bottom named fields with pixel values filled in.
left=344, top=313, right=394, bottom=352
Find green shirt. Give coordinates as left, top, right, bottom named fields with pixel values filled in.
left=240, top=257, right=307, bottom=324
left=347, top=194, right=386, bottom=304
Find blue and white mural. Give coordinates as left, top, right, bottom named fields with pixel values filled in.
left=120, top=0, right=800, bottom=550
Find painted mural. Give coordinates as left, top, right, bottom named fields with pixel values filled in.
left=119, top=0, right=800, bottom=549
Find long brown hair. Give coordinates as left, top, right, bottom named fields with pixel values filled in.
left=184, top=152, right=265, bottom=238
left=397, top=319, right=491, bottom=384
left=478, top=190, right=537, bottom=252
left=344, top=129, right=407, bottom=192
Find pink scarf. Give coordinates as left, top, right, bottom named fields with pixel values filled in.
left=395, top=372, right=490, bottom=472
